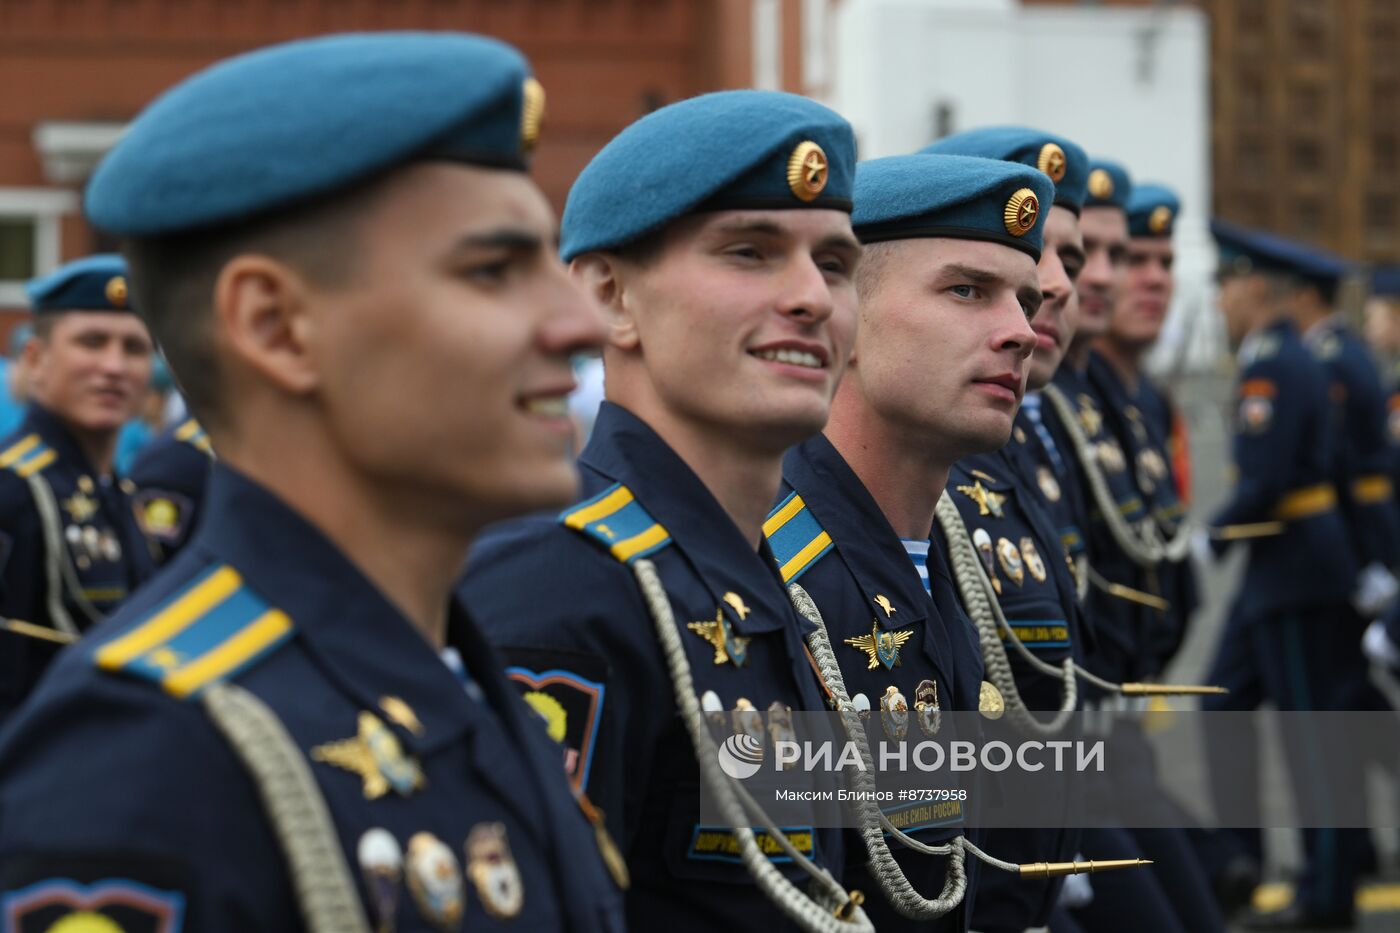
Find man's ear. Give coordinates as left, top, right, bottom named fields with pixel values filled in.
left=212, top=255, right=320, bottom=395
left=570, top=253, right=640, bottom=351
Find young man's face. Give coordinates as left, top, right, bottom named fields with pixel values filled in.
left=311, top=162, right=605, bottom=524
left=1075, top=206, right=1129, bottom=344
left=1217, top=273, right=1262, bottom=346
left=854, top=237, right=1040, bottom=459
left=605, top=209, right=861, bottom=451
left=27, top=312, right=153, bottom=434
left=1111, top=237, right=1175, bottom=351
left=1027, top=204, right=1084, bottom=390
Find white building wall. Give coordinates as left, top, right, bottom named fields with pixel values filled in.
left=825, top=0, right=1224, bottom=373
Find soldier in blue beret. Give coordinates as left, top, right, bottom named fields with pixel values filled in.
left=1204, top=219, right=1368, bottom=930
left=128, top=414, right=214, bottom=565
left=768, top=150, right=1088, bottom=933
left=0, top=32, right=630, bottom=932
left=0, top=253, right=157, bottom=719
left=461, top=90, right=869, bottom=930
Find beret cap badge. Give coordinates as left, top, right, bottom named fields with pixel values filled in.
left=1149, top=204, right=1173, bottom=234
left=105, top=276, right=128, bottom=308
left=1004, top=188, right=1040, bottom=237
left=1037, top=142, right=1066, bottom=183
left=1088, top=168, right=1114, bottom=200
left=520, top=77, right=546, bottom=155
left=787, top=140, right=829, bottom=202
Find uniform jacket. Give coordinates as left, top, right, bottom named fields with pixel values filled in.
left=129, top=417, right=214, bottom=566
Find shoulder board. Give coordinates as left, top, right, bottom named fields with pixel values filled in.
left=91, top=563, right=293, bottom=699
left=1254, top=334, right=1282, bottom=360
left=0, top=434, right=56, bottom=478
left=560, top=483, right=672, bottom=564
left=763, top=491, right=834, bottom=583
left=174, top=418, right=214, bottom=456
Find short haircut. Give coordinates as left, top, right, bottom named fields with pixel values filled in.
left=119, top=176, right=384, bottom=430
left=854, top=240, right=899, bottom=301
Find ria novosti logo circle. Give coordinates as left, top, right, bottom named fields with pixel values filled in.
left=717, top=733, right=764, bottom=779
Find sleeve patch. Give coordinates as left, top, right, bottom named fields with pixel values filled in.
left=1238, top=395, right=1274, bottom=434
left=1239, top=379, right=1277, bottom=398
left=501, top=648, right=607, bottom=794
left=2, top=853, right=191, bottom=933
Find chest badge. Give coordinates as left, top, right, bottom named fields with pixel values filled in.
left=358, top=828, right=404, bottom=932
left=1021, top=537, right=1047, bottom=583
left=873, top=594, right=897, bottom=618
left=979, top=681, right=1006, bottom=720
left=688, top=607, right=751, bottom=667
left=879, top=685, right=909, bottom=740
left=62, top=490, right=99, bottom=523
left=722, top=591, right=750, bottom=619
left=1077, top=394, right=1103, bottom=437
left=1036, top=465, right=1062, bottom=503
left=465, top=822, right=524, bottom=920
left=311, top=711, right=426, bottom=800
left=973, top=528, right=1001, bottom=595
left=405, top=832, right=464, bottom=930
left=957, top=480, right=1005, bottom=518
left=915, top=679, right=941, bottom=737
left=845, top=620, right=914, bottom=670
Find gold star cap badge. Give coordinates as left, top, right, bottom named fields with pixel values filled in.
left=520, top=76, right=545, bottom=155
left=787, top=140, right=829, bottom=202
left=105, top=275, right=128, bottom=308
left=1088, top=168, right=1114, bottom=199
left=1037, top=142, right=1067, bottom=183
left=1004, top=188, right=1039, bottom=237
left=1149, top=204, right=1173, bottom=234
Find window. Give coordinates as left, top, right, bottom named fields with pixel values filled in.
left=0, top=189, right=78, bottom=307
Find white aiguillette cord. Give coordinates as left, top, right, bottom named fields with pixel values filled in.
left=1042, top=384, right=1193, bottom=567
left=631, top=558, right=873, bottom=932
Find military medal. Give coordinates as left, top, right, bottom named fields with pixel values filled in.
left=1077, top=394, right=1102, bottom=436
left=996, top=537, right=1024, bottom=587
left=1036, top=465, right=1061, bottom=502
left=722, top=591, right=750, bottom=619
left=62, top=490, right=98, bottom=523
left=956, top=480, right=1005, bottom=518
left=688, top=607, right=750, bottom=667
left=851, top=692, right=872, bottom=720
left=879, top=685, right=909, bottom=740
left=405, top=832, right=464, bottom=930
left=358, top=828, right=403, bottom=933
left=1020, top=537, right=1046, bottom=583
left=380, top=695, right=425, bottom=736
left=465, top=823, right=524, bottom=920
left=873, top=594, right=896, bottom=618
left=979, top=681, right=1006, bottom=720
left=844, top=620, right=914, bottom=670
left=1096, top=440, right=1126, bottom=473
left=732, top=698, right=765, bottom=747
left=701, top=690, right=726, bottom=728
left=768, top=701, right=797, bottom=767
left=1014, top=426, right=1028, bottom=444
left=311, top=711, right=426, bottom=800
left=973, top=528, right=1000, bottom=594
left=915, top=679, right=941, bottom=737
left=100, top=529, right=122, bottom=562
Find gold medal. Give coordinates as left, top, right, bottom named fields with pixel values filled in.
left=957, top=480, right=1005, bottom=518
left=844, top=620, right=914, bottom=670
left=465, top=823, right=524, bottom=920
left=979, top=681, right=1006, bottom=719
left=688, top=606, right=750, bottom=667
left=311, top=712, right=425, bottom=800
left=1036, top=465, right=1061, bottom=502
left=1021, top=537, right=1047, bottom=583
left=997, top=537, right=1024, bottom=587
left=1077, top=394, right=1102, bottom=437
left=405, top=832, right=463, bottom=930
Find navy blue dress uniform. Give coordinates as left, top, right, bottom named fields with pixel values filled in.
left=762, top=152, right=1055, bottom=932
left=0, top=32, right=627, bottom=933
left=129, top=417, right=214, bottom=565
left=461, top=89, right=859, bottom=930
left=0, top=256, right=158, bottom=719
left=1204, top=221, right=1366, bottom=927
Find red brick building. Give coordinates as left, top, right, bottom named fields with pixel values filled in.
left=0, top=0, right=813, bottom=312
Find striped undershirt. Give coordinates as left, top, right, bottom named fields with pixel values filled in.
left=902, top=538, right=932, bottom=596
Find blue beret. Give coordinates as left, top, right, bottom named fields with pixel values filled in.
left=921, top=126, right=1089, bottom=215
left=86, top=32, right=541, bottom=237
left=1375, top=266, right=1400, bottom=297
left=851, top=154, right=1054, bottom=260
left=560, top=90, right=856, bottom=262
left=1085, top=159, right=1133, bottom=211
left=26, top=255, right=135, bottom=315
left=1211, top=219, right=1350, bottom=288
left=1127, top=184, right=1181, bottom=238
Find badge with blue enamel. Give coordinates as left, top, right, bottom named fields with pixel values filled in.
left=310, top=712, right=425, bottom=800
left=845, top=620, right=914, bottom=670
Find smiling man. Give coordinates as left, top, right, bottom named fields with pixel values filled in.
left=461, top=90, right=866, bottom=930
left=0, top=254, right=155, bottom=718
left=0, top=33, right=629, bottom=932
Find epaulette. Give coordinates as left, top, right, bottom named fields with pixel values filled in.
left=174, top=418, right=214, bottom=456
left=0, top=434, right=56, bottom=478
left=91, top=563, right=293, bottom=699
left=560, top=483, right=672, bottom=564
left=763, top=491, right=834, bottom=583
